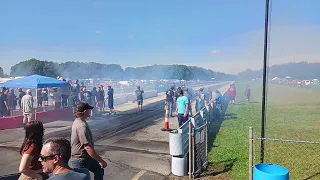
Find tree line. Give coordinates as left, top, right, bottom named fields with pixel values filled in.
left=237, top=61, right=320, bottom=80
left=7, top=58, right=235, bottom=80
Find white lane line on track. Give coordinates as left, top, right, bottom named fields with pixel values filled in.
left=131, top=170, right=147, bottom=180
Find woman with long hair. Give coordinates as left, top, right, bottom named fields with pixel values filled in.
left=18, top=120, right=46, bottom=180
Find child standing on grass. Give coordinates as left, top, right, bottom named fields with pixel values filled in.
left=245, top=85, right=251, bottom=103
left=227, top=84, right=236, bottom=104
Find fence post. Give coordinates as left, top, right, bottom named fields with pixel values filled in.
left=192, top=123, right=195, bottom=179
left=249, top=127, right=253, bottom=180
left=205, top=121, right=208, bottom=169
left=189, top=121, right=192, bottom=179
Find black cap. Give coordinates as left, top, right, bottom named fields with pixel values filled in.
left=77, top=102, right=94, bottom=112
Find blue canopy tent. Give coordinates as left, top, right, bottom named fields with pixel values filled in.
left=1, top=74, right=69, bottom=88
left=1, top=75, right=70, bottom=120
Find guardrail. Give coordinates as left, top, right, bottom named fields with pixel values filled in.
left=169, top=91, right=228, bottom=179
left=169, top=106, right=213, bottom=178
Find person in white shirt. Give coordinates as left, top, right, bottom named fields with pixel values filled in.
left=21, top=89, right=34, bottom=127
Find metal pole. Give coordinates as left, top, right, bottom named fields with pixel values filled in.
left=35, top=88, right=37, bottom=120
left=192, top=124, right=195, bottom=179
left=205, top=122, right=208, bottom=168
left=249, top=127, right=253, bottom=180
left=189, top=121, right=192, bottom=179
left=260, top=0, right=270, bottom=163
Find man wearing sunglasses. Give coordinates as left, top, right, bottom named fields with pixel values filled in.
left=40, top=137, right=90, bottom=179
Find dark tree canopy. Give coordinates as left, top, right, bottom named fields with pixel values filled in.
left=10, top=58, right=59, bottom=78
left=237, top=61, right=320, bottom=80
left=59, top=61, right=124, bottom=80
left=9, top=59, right=235, bottom=81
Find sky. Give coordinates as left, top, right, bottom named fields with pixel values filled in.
left=0, top=0, right=319, bottom=74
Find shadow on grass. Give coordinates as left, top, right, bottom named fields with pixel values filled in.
left=207, top=94, right=237, bottom=152
left=224, top=113, right=238, bottom=120
left=303, top=172, right=320, bottom=180
left=199, top=158, right=237, bottom=178
left=234, top=101, right=259, bottom=105
left=200, top=95, right=238, bottom=179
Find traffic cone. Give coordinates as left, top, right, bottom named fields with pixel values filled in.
left=161, top=103, right=171, bottom=131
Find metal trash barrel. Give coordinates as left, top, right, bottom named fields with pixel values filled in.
left=169, top=131, right=183, bottom=156
left=253, top=163, right=289, bottom=180
left=171, top=156, right=187, bottom=176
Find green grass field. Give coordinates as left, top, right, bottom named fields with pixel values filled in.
left=206, top=81, right=320, bottom=180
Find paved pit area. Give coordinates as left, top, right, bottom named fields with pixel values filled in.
left=0, top=82, right=231, bottom=180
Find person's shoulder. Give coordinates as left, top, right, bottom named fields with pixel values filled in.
left=72, top=120, right=86, bottom=128
left=48, top=169, right=90, bottom=180
left=74, top=168, right=90, bottom=174
left=73, top=168, right=91, bottom=179
left=23, top=143, right=40, bottom=155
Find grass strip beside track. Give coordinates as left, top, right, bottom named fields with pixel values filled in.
left=206, top=81, right=320, bottom=180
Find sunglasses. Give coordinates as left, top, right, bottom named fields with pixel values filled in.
left=38, top=154, right=59, bottom=162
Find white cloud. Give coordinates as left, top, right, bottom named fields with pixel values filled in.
left=95, top=30, right=103, bottom=34
left=128, top=34, right=134, bottom=39
left=211, top=50, right=218, bottom=54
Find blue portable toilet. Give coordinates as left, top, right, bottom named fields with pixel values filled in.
left=253, top=163, right=289, bottom=180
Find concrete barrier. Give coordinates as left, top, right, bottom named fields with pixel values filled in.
left=10, top=106, right=56, bottom=116
left=0, top=90, right=159, bottom=130
left=126, top=90, right=158, bottom=103
left=113, top=95, right=128, bottom=106
left=144, top=90, right=158, bottom=99
left=126, top=93, right=136, bottom=102
left=0, top=108, right=73, bottom=130
left=0, top=115, right=24, bottom=130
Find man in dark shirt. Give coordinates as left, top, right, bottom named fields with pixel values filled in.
left=0, top=88, right=8, bottom=117
left=107, top=85, right=115, bottom=115
left=91, top=87, right=98, bottom=116
left=72, top=80, right=81, bottom=94
left=18, top=88, right=26, bottom=110
left=100, top=85, right=105, bottom=109
left=96, top=87, right=105, bottom=113
left=166, top=86, right=175, bottom=117
left=135, top=86, right=144, bottom=112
